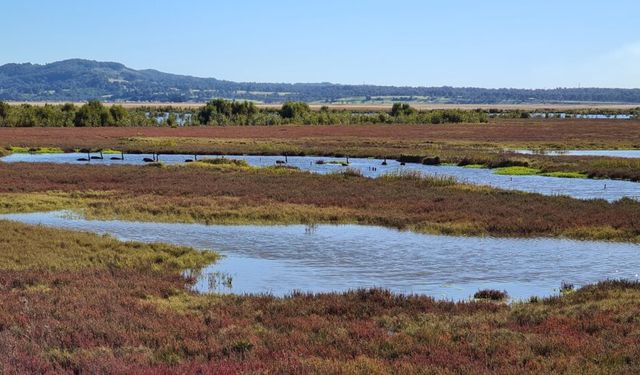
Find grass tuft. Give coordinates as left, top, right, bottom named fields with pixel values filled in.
left=196, top=158, right=250, bottom=167
left=380, top=170, right=458, bottom=186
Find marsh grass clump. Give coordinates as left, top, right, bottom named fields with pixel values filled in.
left=463, top=164, right=485, bottom=169
left=541, top=171, right=587, bottom=179
left=197, top=158, right=250, bottom=167
left=182, top=158, right=254, bottom=171
left=145, top=161, right=165, bottom=168
left=335, top=167, right=364, bottom=177
left=473, top=289, right=509, bottom=301
left=265, top=165, right=300, bottom=172
left=561, top=225, right=636, bottom=242
left=560, top=281, right=575, bottom=295
left=0, top=220, right=218, bottom=273
left=496, top=165, right=590, bottom=179
left=380, top=170, right=458, bottom=186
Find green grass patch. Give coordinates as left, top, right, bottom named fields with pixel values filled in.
left=493, top=166, right=541, bottom=176
left=541, top=171, right=588, bottom=179
left=380, top=170, right=458, bottom=186
left=101, top=149, right=122, bottom=154
left=463, top=164, right=485, bottom=169
left=0, top=220, right=218, bottom=272
left=9, top=146, right=64, bottom=154
left=495, top=166, right=588, bottom=179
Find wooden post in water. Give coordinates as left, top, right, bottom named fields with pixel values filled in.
left=121, top=151, right=125, bottom=160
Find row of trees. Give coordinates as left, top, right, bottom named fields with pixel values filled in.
left=193, top=100, right=488, bottom=125
left=0, top=100, right=489, bottom=127
left=0, top=101, right=156, bottom=127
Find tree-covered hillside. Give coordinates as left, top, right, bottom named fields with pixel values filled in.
left=1, top=59, right=639, bottom=104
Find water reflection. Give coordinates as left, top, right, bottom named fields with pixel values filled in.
left=2, top=211, right=639, bottom=301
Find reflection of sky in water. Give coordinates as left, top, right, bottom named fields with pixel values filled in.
left=3, top=211, right=639, bottom=301
left=3, top=153, right=639, bottom=201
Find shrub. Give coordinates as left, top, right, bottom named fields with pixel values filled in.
left=474, top=289, right=508, bottom=301
left=390, top=103, right=416, bottom=117
left=280, top=101, right=310, bottom=119
left=397, top=155, right=424, bottom=164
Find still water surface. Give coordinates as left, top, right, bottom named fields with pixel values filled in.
left=2, top=211, right=639, bottom=301
left=2, top=153, right=639, bottom=202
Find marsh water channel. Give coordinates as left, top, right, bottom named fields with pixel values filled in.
left=1, top=211, right=639, bottom=301
left=2, top=152, right=640, bottom=201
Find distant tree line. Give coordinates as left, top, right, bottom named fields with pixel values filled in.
left=0, top=101, right=154, bottom=127
left=0, top=100, right=489, bottom=127
left=194, top=100, right=488, bottom=125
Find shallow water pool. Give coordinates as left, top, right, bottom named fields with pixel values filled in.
left=2, top=211, right=639, bottom=301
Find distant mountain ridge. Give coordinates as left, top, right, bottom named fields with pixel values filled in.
left=1, top=59, right=639, bottom=104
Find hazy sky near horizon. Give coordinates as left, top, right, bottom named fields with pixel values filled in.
left=2, top=0, right=639, bottom=88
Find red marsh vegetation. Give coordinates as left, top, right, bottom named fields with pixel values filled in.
left=1, top=221, right=640, bottom=374
left=1, top=162, right=639, bottom=240
left=2, top=119, right=640, bottom=151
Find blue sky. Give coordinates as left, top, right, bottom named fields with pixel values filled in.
left=3, top=0, right=639, bottom=88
